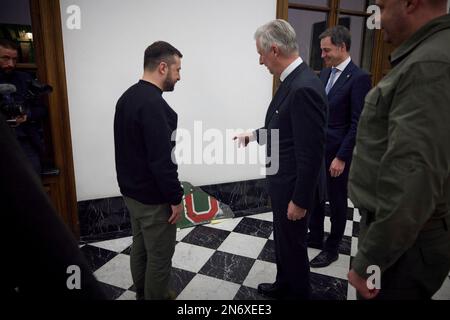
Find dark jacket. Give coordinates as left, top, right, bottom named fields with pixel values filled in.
left=256, top=63, right=328, bottom=210
left=319, top=61, right=371, bottom=163
left=114, top=80, right=183, bottom=206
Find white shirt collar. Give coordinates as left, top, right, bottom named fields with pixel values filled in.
left=280, top=57, right=303, bottom=82
left=334, top=56, right=351, bottom=72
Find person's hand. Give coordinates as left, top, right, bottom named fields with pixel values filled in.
left=329, top=157, right=345, bottom=178
left=348, top=269, right=380, bottom=300
left=287, top=201, right=307, bottom=221
left=10, top=114, right=27, bottom=127
left=233, top=132, right=255, bottom=148
left=168, top=202, right=184, bottom=224
left=15, top=114, right=28, bottom=124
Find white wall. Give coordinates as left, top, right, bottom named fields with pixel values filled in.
left=60, top=0, right=276, bottom=201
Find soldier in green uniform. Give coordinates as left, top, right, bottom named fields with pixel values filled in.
left=347, top=0, right=450, bottom=299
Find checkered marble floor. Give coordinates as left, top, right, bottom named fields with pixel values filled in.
left=79, top=201, right=450, bottom=300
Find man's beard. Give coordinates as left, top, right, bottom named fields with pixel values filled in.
left=163, top=74, right=176, bottom=92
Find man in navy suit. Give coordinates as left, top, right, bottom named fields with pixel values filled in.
left=308, top=26, right=371, bottom=268
left=235, top=19, right=327, bottom=299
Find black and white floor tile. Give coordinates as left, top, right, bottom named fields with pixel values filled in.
left=79, top=200, right=450, bottom=300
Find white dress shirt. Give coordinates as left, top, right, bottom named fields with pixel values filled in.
left=326, top=56, right=351, bottom=88
left=280, top=56, right=304, bottom=82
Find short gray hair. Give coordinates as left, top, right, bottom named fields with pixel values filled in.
left=254, top=19, right=299, bottom=56
left=319, top=25, right=351, bottom=51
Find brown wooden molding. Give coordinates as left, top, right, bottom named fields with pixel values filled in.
left=337, top=9, right=371, bottom=17
left=288, top=3, right=331, bottom=12
left=328, top=0, right=339, bottom=27
left=272, top=0, right=290, bottom=94
left=371, top=30, right=396, bottom=85
left=277, top=0, right=289, bottom=20
left=30, top=0, right=79, bottom=238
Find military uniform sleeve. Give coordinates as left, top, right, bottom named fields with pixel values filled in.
left=352, top=62, right=450, bottom=278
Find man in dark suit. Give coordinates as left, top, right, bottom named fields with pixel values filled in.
left=308, top=26, right=371, bottom=268
left=235, top=19, right=327, bottom=299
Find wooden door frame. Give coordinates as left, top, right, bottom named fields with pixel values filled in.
left=30, top=0, right=79, bottom=238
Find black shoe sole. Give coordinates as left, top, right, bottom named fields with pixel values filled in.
left=309, top=256, right=339, bottom=268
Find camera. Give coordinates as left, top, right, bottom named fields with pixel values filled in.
left=0, top=79, right=52, bottom=122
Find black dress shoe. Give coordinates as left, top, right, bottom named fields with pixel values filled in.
left=309, top=250, right=339, bottom=268
left=257, top=283, right=285, bottom=299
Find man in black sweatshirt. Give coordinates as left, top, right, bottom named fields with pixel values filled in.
left=114, top=41, right=184, bottom=300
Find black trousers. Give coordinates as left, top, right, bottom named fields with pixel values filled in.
left=269, top=179, right=311, bottom=299
left=309, top=157, right=350, bottom=254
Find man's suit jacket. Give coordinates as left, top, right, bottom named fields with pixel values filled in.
left=319, top=61, right=371, bottom=163
left=257, top=63, right=328, bottom=210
